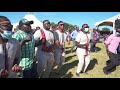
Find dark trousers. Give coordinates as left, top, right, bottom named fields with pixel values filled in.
left=23, top=62, right=38, bottom=78
left=90, top=43, right=96, bottom=52
left=31, top=62, right=38, bottom=78
left=104, top=52, right=120, bottom=71
left=23, top=69, right=33, bottom=78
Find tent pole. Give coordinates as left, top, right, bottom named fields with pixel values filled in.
left=113, top=22, right=116, bottom=35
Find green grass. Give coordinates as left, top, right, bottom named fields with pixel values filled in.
left=50, top=41, right=120, bottom=78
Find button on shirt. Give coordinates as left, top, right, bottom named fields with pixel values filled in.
left=105, top=34, right=120, bottom=54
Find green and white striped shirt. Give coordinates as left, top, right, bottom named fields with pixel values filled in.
left=12, top=30, right=35, bottom=70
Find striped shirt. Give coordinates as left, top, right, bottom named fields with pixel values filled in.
left=12, top=30, right=35, bottom=70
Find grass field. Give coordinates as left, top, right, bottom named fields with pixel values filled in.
left=50, top=41, right=120, bottom=78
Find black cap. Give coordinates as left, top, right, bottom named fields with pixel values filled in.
left=19, top=19, right=34, bottom=26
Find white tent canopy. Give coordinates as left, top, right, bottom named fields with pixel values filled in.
left=13, top=14, right=43, bottom=31
left=95, top=13, right=120, bottom=35
left=95, top=13, right=120, bottom=27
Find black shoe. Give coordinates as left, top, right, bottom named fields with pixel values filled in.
left=81, top=71, right=83, bottom=73
left=106, top=60, right=111, bottom=65
left=81, top=71, right=88, bottom=74
left=76, top=73, right=80, bottom=77
left=103, top=69, right=109, bottom=75
left=55, top=72, right=60, bottom=75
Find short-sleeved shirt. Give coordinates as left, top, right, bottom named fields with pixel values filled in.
left=75, top=31, right=90, bottom=55
left=70, top=30, right=79, bottom=39
left=105, top=34, right=120, bottom=54
left=34, top=28, right=54, bottom=51
left=12, top=30, right=35, bottom=70
left=92, top=31, right=100, bottom=41
left=54, top=30, right=66, bottom=50
left=0, top=38, right=21, bottom=72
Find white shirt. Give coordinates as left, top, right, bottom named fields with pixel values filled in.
left=54, top=30, right=67, bottom=50
left=34, top=28, right=54, bottom=51
left=75, top=31, right=90, bottom=55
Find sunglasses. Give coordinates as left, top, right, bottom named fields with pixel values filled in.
left=0, top=24, right=13, bottom=27
left=59, top=24, right=64, bottom=26
left=85, top=26, right=89, bottom=28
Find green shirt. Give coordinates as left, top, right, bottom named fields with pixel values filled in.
left=12, top=30, right=35, bottom=70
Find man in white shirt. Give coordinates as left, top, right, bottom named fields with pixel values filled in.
left=52, top=21, right=66, bottom=74
left=75, top=24, right=91, bottom=77
left=34, top=20, right=54, bottom=78
left=0, top=16, right=22, bottom=78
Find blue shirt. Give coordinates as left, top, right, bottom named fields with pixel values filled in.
left=70, top=30, right=79, bottom=39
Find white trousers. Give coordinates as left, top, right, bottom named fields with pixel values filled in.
left=36, top=51, right=54, bottom=78
left=76, top=52, right=90, bottom=74
left=53, top=49, right=65, bottom=73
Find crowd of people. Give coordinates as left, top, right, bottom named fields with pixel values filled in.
left=0, top=15, right=120, bottom=78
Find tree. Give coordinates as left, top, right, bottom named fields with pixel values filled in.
left=51, top=22, right=57, bottom=28
left=102, top=27, right=110, bottom=32
left=101, top=27, right=110, bottom=35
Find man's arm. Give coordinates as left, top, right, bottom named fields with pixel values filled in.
left=75, top=41, right=88, bottom=49
left=12, top=33, right=25, bottom=45
left=35, top=40, right=42, bottom=47
left=104, top=34, right=113, bottom=45
left=34, top=30, right=42, bottom=47
left=12, top=41, right=22, bottom=72
left=14, top=41, right=21, bottom=65
left=54, top=31, right=60, bottom=46
left=70, top=31, right=74, bottom=38
left=104, top=35, right=113, bottom=55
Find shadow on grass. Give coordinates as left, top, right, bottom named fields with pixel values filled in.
left=50, top=60, right=78, bottom=78
left=96, top=47, right=101, bottom=51
left=65, top=54, right=76, bottom=62
left=65, top=47, right=71, bottom=49
left=65, top=50, right=71, bottom=54
left=62, top=72, right=73, bottom=78
left=86, top=58, right=98, bottom=72
left=65, top=47, right=77, bottom=54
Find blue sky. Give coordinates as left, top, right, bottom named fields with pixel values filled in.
left=0, top=12, right=120, bottom=30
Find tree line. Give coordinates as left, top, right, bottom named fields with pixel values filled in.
left=98, top=27, right=112, bottom=35
left=51, top=22, right=112, bottom=35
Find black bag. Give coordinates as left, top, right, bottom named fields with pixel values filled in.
left=115, top=19, right=120, bottom=29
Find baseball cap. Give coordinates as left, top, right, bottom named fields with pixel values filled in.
left=19, top=19, right=34, bottom=26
